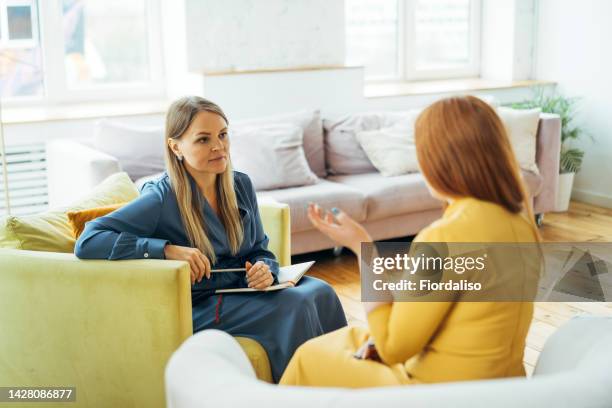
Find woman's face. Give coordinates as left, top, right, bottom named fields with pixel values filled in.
left=170, top=110, right=229, bottom=175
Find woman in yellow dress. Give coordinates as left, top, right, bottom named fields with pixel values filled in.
left=279, top=95, right=542, bottom=387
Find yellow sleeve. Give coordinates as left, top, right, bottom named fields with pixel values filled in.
left=366, top=223, right=452, bottom=365
left=413, top=222, right=444, bottom=243
left=367, top=302, right=453, bottom=365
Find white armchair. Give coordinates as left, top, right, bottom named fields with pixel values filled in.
left=165, top=315, right=612, bottom=408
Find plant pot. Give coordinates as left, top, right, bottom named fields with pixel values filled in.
left=554, top=172, right=575, bottom=212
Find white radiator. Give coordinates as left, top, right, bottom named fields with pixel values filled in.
left=0, top=143, right=48, bottom=216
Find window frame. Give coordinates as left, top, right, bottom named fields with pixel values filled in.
left=362, top=0, right=482, bottom=83
left=0, top=0, right=39, bottom=48
left=3, top=0, right=165, bottom=106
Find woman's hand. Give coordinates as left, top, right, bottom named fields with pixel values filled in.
left=307, top=203, right=373, bottom=254
left=353, top=338, right=382, bottom=362
left=164, top=244, right=211, bottom=285
left=245, top=260, right=274, bottom=289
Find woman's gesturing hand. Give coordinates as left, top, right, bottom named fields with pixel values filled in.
left=246, top=260, right=274, bottom=290
left=307, top=203, right=373, bottom=254
left=353, top=338, right=382, bottom=362
left=163, top=244, right=211, bottom=285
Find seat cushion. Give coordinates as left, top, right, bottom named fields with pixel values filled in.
left=327, top=172, right=442, bottom=222
left=257, top=179, right=366, bottom=233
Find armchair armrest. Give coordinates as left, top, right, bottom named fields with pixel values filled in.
left=46, top=139, right=121, bottom=208
left=534, top=114, right=562, bottom=214
left=257, top=198, right=291, bottom=267
left=0, top=248, right=192, bottom=408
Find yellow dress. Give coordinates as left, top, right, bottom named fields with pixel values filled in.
left=280, top=197, right=539, bottom=387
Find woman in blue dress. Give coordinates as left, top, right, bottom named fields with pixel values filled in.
left=74, top=96, right=347, bottom=382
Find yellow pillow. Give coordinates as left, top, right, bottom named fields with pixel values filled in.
left=0, top=172, right=139, bottom=252
left=67, top=203, right=127, bottom=238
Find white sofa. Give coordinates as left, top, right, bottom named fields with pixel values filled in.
left=165, top=315, right=612, bottom=408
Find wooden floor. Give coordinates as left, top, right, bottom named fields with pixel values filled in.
left=295, top=201, right=612, bottom=376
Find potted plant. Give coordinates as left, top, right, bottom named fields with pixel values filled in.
left=510, top=87, right=586, bottom=212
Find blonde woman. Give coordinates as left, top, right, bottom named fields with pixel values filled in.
left=75, top=96, right=347, bottom=382
left=280, top=96, right=540, bottom=387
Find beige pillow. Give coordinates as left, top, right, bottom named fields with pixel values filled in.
left=355, top=111, right=421, bottom=177
left=93, top=119, right=166, bottom=180
left=0, top=172, right=139, bottom=252
left=323, top=110, right=419, bottom=175
left=233, top=110, right=325, bottom=177
left=230, top=124, right=318, bottom=191
left=497, top=107, right=541, bottom=174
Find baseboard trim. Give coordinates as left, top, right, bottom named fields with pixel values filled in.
left=572, top=188, right=612, bottom=209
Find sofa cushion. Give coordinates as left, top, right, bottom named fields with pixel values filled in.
left=93, top=119, right=166, bottom=181
left=355, top=121, right=419, bottom=177
left=0, top=172, right=138, bottom=252
left=67, top=202, right=127, bottom=238
left=498, top=107, right=541, bottom=174
left=233, top=110, right=326, bottom=177
left=230, top=124, right=318, bottom=191
left=257, top=179, right=366, bottom=233
left=135, top=172, right=165, bottom=191
left=327, top=172, right=443, bottom=222
left=323, top=111, right=418, bottom=175
left=328, top=170, right=543, bottom=223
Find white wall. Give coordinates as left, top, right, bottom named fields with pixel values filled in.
left=535, top=0, right=612, bottom=208
left=185, top=0, right=345, bottom=72
left=2, top=113, right=164, bottom=147
left=2, top=1, right=548, bottom=163
left=202, top=67, right=538, bottom=121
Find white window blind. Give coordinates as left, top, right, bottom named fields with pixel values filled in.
left=0, top=142, right=48, bottom=216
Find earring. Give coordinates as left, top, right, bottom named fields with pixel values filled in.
left=177, top=155, right=183, bottom=161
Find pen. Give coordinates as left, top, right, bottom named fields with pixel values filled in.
left=211, top=268, right=247, bottom=273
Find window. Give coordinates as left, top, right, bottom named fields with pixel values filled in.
left=345, top=0, right=400, bottom=80
left=345, top=0, right=481, bottom=81
left=1, top=0, right=163, bottom=103
left=0, top=0, right=44, bottom=98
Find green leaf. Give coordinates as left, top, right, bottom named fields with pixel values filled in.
left=560, top=148, right=584, bottom=173
left=507, top=86, right=587, bottom=174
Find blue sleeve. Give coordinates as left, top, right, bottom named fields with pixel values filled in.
left=74, top=184, right=169, bottom=260
left=239, top=174, right=280, bottom=280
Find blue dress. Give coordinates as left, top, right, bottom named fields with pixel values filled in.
left=75, top=171, right=347, bottom=381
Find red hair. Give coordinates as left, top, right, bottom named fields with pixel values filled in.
left=415, top=96, right=540, bottom=239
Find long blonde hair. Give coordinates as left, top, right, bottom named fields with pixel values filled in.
left=165, top=96, right=244, bottom=263
left=415, top=95, right=541, bottom=241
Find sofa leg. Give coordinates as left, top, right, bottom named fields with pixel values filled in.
left=535, top=213, right=544, bottom=227
left=332, top=246, right=343, bottom=256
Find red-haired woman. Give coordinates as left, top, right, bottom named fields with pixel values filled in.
left=280, top=95, right=541, bottom=387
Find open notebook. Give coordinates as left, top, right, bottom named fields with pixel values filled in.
left=215, top=261, right=315, bottom=294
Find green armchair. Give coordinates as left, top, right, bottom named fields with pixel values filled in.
left=0, top=180, right=290, bottom=408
